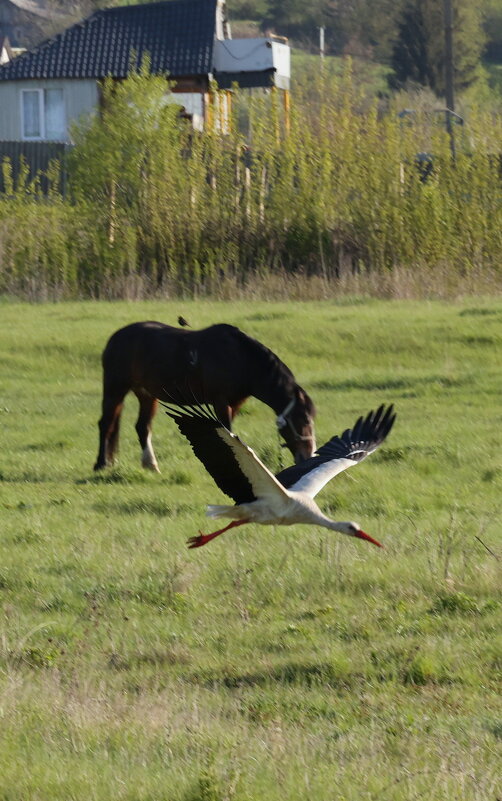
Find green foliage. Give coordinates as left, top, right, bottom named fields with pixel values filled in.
left=0, top=158, right=81, bottom=298
left=3, top=66, right=502, bottom=299
left=391, top=0, right=485, bottom=93
left=231, top=0, right=269, bottom=20
left=325, top=0, right=404, bottom=60
left=428, top=592, right=498, bottom=616
left=264, top=0, right=328, bottom=37
left=483, top=0, right=502, bottom=60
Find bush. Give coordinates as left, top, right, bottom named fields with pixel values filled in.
left=2, top=64, right=502, bottom=298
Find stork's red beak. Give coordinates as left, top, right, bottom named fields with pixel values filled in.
left=356, top=529, right=383, bottom=548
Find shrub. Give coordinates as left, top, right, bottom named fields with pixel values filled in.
left=2, top=65, right=502, bottom=298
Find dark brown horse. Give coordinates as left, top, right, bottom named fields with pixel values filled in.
left=94, top=321, right=317, bottom=472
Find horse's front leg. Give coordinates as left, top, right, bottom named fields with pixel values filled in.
left=213, top=401, right=234, bottom=430
left=134, top=390, right=160, bottom=472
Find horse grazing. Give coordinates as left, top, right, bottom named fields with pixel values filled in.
left=94, top=321, right=316, bottom=472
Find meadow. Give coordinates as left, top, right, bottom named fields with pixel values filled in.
left=0, top=297, right=501, bottom=800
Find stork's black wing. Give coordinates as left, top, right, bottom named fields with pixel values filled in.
left=162, top=403, right=256, bottom=503
left=275, top=404, right=396, bottom=496
left=163, top=402, right=291, bottom=507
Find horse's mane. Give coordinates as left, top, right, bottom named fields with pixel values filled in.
left=218, top=325, right=315, bottom=414
left=227, top=325, right=295, bottom=382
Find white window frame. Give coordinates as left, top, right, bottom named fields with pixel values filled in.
left=20, top=87, right=66, bottom=141
left=20, top=88, right=44, bottom=140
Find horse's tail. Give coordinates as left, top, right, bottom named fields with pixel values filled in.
left=206, top=504, right=241, bottom=520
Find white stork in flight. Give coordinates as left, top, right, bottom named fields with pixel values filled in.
left=163, top=402, right=396, bottom=549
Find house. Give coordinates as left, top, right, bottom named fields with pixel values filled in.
left=1, top=34, right=13, bottom=63
left=0, top=0, right=290, bottom=143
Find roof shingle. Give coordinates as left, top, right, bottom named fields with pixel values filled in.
left=0, top=0, right=217, bottom=80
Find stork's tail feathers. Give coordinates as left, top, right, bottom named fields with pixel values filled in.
left=206, top=504, right=241, bottom=520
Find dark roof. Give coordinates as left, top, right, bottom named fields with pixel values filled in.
left=0, top=0, right=218, bottom=80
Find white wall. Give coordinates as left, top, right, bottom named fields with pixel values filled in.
left=213, top=38, right=290, bottom=82
left=0, top=44, right=10, bottom=65
left=0, top=78, right=98, bottom=141
left=168, top=91, right=204, bottom=131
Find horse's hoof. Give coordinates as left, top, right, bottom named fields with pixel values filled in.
left=142, top=461, right=161, bottom=473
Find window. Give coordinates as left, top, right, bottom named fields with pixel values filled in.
left=22, top=90, right=41, bottom=138
left=21, top=88, right=66, bottom=141
left=44, top=89, right=65, bottom=139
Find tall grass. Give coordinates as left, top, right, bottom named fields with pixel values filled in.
left=2, top=64, right=502, bottom=299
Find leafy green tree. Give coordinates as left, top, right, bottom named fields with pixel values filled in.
left=391, top=2, right=432, bottom=88
left=325, top=0, right=404, bottom=60
left=264, top=0, right=329, bottom=41
left=67, top=65, right=196, bottom=286
left=391, top=0, right=485, bottom=94
left=482, top=0, right=502, bottom=60
left=68, top=66, right=186, bottom=205
left=231, top=0, right=269, bottom=19
left=264, top=0, right=405, bottom=60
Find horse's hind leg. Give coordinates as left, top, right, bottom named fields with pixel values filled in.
left=134, top=390, right=160, bottom=472
left=94, top=392, right=126, bottom=470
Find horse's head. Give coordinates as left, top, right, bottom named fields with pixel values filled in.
left=276, top=388, right=317, bottom=463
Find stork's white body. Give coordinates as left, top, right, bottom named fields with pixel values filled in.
left=163, top=402, right=396, bottom=548
left=207, top=494, right=351, bottom=530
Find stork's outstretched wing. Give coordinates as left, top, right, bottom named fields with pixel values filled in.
left=162, top=403, right=290, bottom=505
left=275, top=404, right=396, bottom=497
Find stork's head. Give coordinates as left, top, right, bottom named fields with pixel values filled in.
left=338, top=521, right=383, bottom=548
left=276, top=388, right=316, bottom=463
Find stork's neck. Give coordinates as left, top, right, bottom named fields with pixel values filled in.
left=325, top=519, right=353, bottom=534
left=309, top=509, right=353, bottom=536
left=299, top=504, right=343, bottom=531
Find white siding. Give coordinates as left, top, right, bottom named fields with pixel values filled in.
left=168, top=91, right=204, bottom=131
left=213, top=38, right=290, bottom=81
left=1, top=44, right=10, bottom=65
left=0, top=78, right=99, bottom=142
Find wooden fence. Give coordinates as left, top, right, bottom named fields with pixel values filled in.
left=0, top=141, right=73, bottom=195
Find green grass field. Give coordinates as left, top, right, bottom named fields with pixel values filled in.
left=0, top=298, right=501, bottom=800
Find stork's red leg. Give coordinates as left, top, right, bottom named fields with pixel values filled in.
left=187, top=519, right=247, bottom=548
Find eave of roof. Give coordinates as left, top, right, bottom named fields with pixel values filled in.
left=215, top=68, right=289, bottom=91
left=0, top=0, right=218, bottom=81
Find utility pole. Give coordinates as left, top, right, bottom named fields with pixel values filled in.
left=443, top=0, right=456, bottom=158
left=319, top=26, right=325, bottom=60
